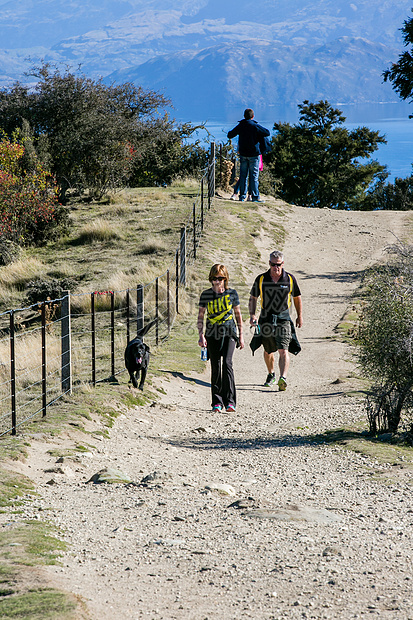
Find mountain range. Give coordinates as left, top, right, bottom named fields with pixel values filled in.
left=0, top=0, right=412, bottom=118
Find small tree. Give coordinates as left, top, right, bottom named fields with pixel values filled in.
left=0, top=134, right=67, bottom=246
left=358, top=242, right=413, bottom=439
left=265, top=100, right=387, bottom=209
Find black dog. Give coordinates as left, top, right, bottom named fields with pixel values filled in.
left=124, top=319, right=157, bottom=390
left=125, top=336, right=150, bottom=390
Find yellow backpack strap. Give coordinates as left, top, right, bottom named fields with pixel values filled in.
left=259, top=274, right=264, bottom=308
left=288, top=274, right=293, bottom=308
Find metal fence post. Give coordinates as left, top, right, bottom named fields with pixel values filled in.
left=137, top=284, right=144, bottom=334
left=167, top=269, right=170, bottom=333
left=10, top=311, right=16, bottom=435
left=155, top=277, right=159, bottom=346
left=201, top=177, right=204, bottom=230
left=219, top=143, right=222, bottom=188
left=193, top=202, right=197, bottom=260
left=175, top=250, right=179, bottom=314
left=180, top=226, right=186, bottom=286
left=41, top=302, right=47, bottom=417
left=91, top=293, right=96, bottom=386
left=209, top=142, right=216, bottom=205
left=61, top=291, right=72, bottom=395
left=111, top=291, right=115, bottom=377
left=126, top=288, right=130, bottom=344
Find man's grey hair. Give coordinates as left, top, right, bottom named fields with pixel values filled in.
left=270, top=250, right=284, bottom=262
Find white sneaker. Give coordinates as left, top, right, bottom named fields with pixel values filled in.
left=230, top=193, right=238, bottom=201
left=247, top=195, right=252, bottom=202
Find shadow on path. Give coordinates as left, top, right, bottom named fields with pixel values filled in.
left=161, top=428, right=367, bottom=452
left=160, top=370, right=210, bottom=388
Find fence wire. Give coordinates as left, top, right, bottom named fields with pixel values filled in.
left=0, top=150, right=215, bottom=436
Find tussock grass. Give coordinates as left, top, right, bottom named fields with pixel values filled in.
left=74, top=218, right=123, bottom=244
left=138, top=236, right=169, bottom=255
left=0, top=258, right=45, bottom=290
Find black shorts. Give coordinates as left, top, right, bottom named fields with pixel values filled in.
left=260, top=321, right=291, bottom=353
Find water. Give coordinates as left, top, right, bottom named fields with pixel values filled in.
left=186, top=102, right=413, bottom=182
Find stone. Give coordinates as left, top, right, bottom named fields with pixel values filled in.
left=205, top=482, right=236, bottom=496
left=228, top=497, right=256, bottom=509
left=86, top=468, right=133, bottom=484
left=140, top=471, right=172, bottom=485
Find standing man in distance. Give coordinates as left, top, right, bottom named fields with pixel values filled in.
left=227, top=108, right=269, bottom=203
left=249, top=250, right=303, bottom=390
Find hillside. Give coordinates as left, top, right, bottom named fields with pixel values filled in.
left=1, top=192, right=412, bottom=618
left=0, top=0, right=411, bottom=115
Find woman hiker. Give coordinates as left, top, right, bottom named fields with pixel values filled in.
left=197, top=264, right=244, bottom=413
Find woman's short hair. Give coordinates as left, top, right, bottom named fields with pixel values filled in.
left=208, top=264, right=229, bottom=289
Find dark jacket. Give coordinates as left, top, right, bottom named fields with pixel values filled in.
left=227, top=119, right=270, bottom=157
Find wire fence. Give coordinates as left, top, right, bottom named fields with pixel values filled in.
left=0, top=145, right=216, bottom=436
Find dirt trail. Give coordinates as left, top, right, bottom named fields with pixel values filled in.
left=8, top=202, right=413, bottom=619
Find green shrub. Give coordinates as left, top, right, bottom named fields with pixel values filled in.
left=358, top=243, right=413, bottom=438
left=0, top=135, right=69, bottom=246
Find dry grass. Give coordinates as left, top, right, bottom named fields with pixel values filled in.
left=75, top=218, right=123, bottom=244
left=0, top=257, right=45, bottom=289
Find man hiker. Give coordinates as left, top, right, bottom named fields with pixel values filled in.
left=249, top=250, right=303, bottom=390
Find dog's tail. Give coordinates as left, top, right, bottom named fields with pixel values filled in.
left=136, top=317, right=158, bottom=339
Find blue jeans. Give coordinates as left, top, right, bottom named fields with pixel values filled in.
left=239, top=155, right=260, bottom=201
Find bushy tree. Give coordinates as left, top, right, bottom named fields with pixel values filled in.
left=384, top=9, right=413, bottom=108
left=0, top=63, right=172, bottom=201
left=358, top=243, right=413, bottom=439
left=366, top=174, right=413, bottom=210
left=0, top=133, right=68, bottom=245
left=265, top=100, right=387, bottom=209
left=131, top=119, right=209, bottom=187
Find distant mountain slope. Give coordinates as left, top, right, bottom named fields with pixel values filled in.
left=108, top=37, right=400, bottom=116
left=0, top=0, right=411, bottom=114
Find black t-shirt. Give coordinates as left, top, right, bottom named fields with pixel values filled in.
left=199, top=288, right=240, bottom=339
left=250, top=269, right=301, bottom=321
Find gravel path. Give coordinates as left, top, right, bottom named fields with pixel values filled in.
left=14, top=203, right=413, bottom=619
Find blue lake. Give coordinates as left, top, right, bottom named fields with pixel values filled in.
left=185, top=102, right=413, bottom=182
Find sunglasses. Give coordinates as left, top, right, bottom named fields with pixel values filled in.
left=270, top=261, right=283, bottom=267
left=212, top=276, right=225, bottom=281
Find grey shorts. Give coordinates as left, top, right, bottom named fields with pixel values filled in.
left=260, top=321, right=291, bottom=353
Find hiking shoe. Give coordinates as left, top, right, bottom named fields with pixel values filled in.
left=212, top=404, right=222, bottom=412
left=226, top=404, right=236, bottom=413
left=264, top=373, right=276, bottom=387
left=278, top=377, right=287, bottom=391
